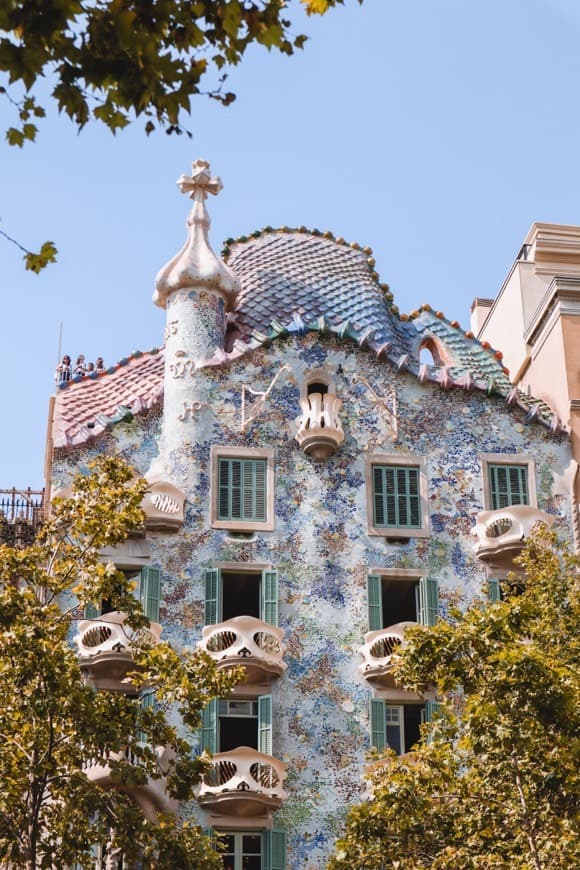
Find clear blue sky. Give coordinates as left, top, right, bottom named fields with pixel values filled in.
left=2, top=0, right=580, bottom=489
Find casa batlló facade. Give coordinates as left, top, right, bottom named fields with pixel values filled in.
left=48, top=161, right=576, bottom=869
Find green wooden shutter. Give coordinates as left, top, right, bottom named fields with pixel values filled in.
left=84, top=601, right=100, bottom=619
left=367, top=574, right=383, bottom=631
left=418, top=577, right=438, bottom=626
left=373, top=465, right=421, bottom=528
left=370, top=699, right=386, bottom=751
left=261, top=569, right=279, bottom=626
left=218, top=458, right=267, bottom=521
left=487, top=578, right=501, bottom=602
left=264, top=830, right=286, bottom=870
left=489, top=464, right=529, bottom=509
left=204, top=568, right=221, bottom=625
left=138, top=689, right=156, bottom=743
left=422, top=701, right=441, bottom=723
left=258, top=694, right=273, bottom=756
left=201, top=699, right=218, bottom=754
left=139, top=567, right=161, bottom=621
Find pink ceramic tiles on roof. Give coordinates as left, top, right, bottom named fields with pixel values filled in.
left=53, top=351, right=164, bottom=448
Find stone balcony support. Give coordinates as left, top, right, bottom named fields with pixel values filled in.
left=196, top=746, right=287, bottom=824
left=75, top=612, right=162, bottom=693
left=197, top=616, right=286, bottom=692
left=295, top=392, right=344, bottom=460
left=473, top=505, right=554, bottom=564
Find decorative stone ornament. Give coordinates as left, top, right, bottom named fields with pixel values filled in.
left=154, top=159, right=239, bottom=308
left=142, top=477, right=185, bottom=532
left=295, top=374, right=345, bottom=460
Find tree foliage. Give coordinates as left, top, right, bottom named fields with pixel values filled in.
left=0, top=0, right=361, bottom=272
left=329, top=531, right=580, bottom=869
left=0, top=456, right=241, bottom=869
left=0, top=1, right=359, bottom=143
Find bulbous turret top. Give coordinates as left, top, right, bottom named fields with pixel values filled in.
left=153, top=159, right=239, bottom=309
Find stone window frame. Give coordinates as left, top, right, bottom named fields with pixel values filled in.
left=365, top=452, right=430, bottom=538
left=479, top=452, right=537, bottom=511
left=210, top=446, right=275, bottom=532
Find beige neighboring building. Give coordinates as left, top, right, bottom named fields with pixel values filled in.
left=472, top=222, right=580, bottom=546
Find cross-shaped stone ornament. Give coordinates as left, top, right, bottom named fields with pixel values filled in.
left=177, top=159, right=223, bottom=200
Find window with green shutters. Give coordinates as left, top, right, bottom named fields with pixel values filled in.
left=200, top=695, right=272, bottom=756
left=370, top=700, right=426, bottom=755
left=367, top=575, right=438, bottom=630
left=84, top=566, right=160, bottom=621
left=218, top=458, right=267, bottom=522
left=372, top=464, right=421, bottom=529
left=488, top=463, right=529, bottom=509
left=204, top=567, right=279, bottom=627
left=487, top=577, right=501, bottom=602
left=215, top=830, right=286, bottom=870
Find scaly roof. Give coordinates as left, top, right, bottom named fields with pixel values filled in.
left=52, top=228, right=565, bottom=449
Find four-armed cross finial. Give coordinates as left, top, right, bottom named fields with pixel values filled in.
left=177, top=159, right=223, bottom=200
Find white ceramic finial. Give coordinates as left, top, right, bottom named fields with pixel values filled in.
left=153, top=159, right=238, bottom=308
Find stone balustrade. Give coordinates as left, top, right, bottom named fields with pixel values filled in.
left=473, top=505, right=554, bottom=562
left=197, top=616, right=286, bottom=687
left=359, top=621, right=416, bottom=685
left=295, top=392, right=344, bottom=460
left=197, top=746, right=287, bottom=819
left=75, top=611, right=162, bottom=692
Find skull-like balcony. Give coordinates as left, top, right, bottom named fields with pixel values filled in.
left=197, top=617, right=286, bottom=692
left=85, top=744, right=176, bottom=819
left=196, top=746, right=287, bottom=823
left=75, top=612, right=162, bottom=693
left=473, top=505, right=554, bottom=565
left=359, top=622, right=415, bottom=687
left=295, top=392, right=344, bottom=460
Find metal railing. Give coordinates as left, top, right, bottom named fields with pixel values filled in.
left=0, top=488, right=45, bottom=545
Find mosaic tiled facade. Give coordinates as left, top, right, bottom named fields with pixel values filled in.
left=50, top=162, right=575, bottom=869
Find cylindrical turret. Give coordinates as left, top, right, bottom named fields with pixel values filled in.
left=154, top=159, right=238, bottom=473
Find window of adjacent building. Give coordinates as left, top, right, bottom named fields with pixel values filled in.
left=480, top=453, right=536, bottom=511
left=366, top=454, right=429, bottom=538
left=204, top=567, right=278, bottom=626
left=212, top=830, right=286, bottom=870
left=370, top=699, right=440, bottom=755
left=200, top=695, right=272, bottom=755
left=367, top=575, right=438, bottom=629
left=210, top=447, right=275, bottom=532
left=84, top=566, right=160, bottom=621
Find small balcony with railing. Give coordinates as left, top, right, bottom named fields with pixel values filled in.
left=295, top=390, right=344, bottom=461
left=0, top=487, right=44, bottom=546
left=197, top=616, right=286, bottom=692
left=85, top=743, right=176, bottom=819
left=196, top=746, right=287, bottom=824
left=473, top=505, right=554, bottom=564
left=359, top=621, right=416, bottom=688
left=75, top=612, right=162, bottom=693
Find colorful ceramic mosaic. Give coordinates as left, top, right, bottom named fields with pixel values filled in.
left=51, top=163, right=575, bottom=868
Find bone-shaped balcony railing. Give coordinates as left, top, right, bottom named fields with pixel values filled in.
left=75, top=612, right=162, bottom=692
left=359, top=621, right=416, bottom=682
left=473, top=505, right=554, bottom=561
left=75, top=611, right=162, bottom=656
left=197, top=746, right=287, bottom=817
left=197, top=616, right=286, bottom=684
